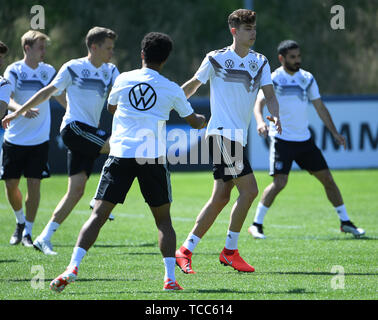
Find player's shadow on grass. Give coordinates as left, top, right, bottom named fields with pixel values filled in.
left=54, top=242, right=157, bottom=248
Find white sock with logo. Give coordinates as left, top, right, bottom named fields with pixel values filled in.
left=13, top=208, right=25, bottom=225
left=254, top=202, right=269, bottom=225
left=22, top=219, right=34, bottom=237
left=182, top=232, right=201, bottom=253
left=335, top=204, right=350, bottom=222
left=39, top=221, right=60, bottom=241
left=163, top=257, right=176, bottom=282
left=225, top=230, right=239, bottom=250
left=69, top=247, right=87, bottom=269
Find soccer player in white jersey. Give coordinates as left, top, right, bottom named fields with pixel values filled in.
left=0, top=41, right=11, bottom=119
left=249, top=40, right=365, bottom=239
left=175, top=9, right=281, bottom=274
left=2, top=27, right=119, bottom=254
left=49, top=32, right=206, bottom=293
left=1, top=31, right=66, bottom=247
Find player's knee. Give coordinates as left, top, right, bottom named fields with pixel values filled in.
left=240, top=186, right=258, bottom=204
left=273, top=176, right=288, bottom=191
left=5, top=180, right=19, bottom=192
left=211, top=192, right=231, bottom=208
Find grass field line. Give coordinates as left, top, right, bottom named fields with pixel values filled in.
left=0, top=203, right=305, bottom=230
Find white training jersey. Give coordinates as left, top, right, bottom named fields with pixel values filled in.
left=4, top=60, right=56, bottom=145
left=195, top=46, right=272, bottom=146
left=51, top=57, right=119, bottom=131
left=267, top=66, right=321, bottom=141
left=0, top=76, right=12, bottom=105
left=108, top=67, right=194, bottom=159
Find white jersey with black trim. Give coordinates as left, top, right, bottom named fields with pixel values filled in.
left=107, top=67, right=194, bottom=159
left=0, top=76, right=12, bottom=105
left=195, top=46, right=272, bottom=146
left=51, top=57, right=119, bottom=131
left=4, top=60, right=56, bottom=145
left=268, top=66, right=321, bottom=141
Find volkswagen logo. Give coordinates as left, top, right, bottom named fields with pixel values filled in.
left=129, top=82, right=157, bottom=111
left=225, top=59, right=234, bottom=69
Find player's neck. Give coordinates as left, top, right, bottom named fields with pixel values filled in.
left=142, top=60, right=163, bottom=73
left=231, top=42, right=250, bottom=58
left=23, top=56, right=39, bottom=70
left=283, top=66, right=297, bottom=76
left=87, top=54, right=104, bottom=69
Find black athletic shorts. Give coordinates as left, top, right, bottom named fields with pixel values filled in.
left=1, top=140, right=50, bottom=180
left=94, top=156, right=172, bottom=207
left=208, top=135, right=253, bottom=182
left=60, top=121, right=110, bottom=177
left=269, top=136, right=329, bottom=175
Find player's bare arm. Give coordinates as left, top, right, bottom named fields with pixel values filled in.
left=312, top=98, right=346, bottom=149
left=0, top=100, right=7, bottom=118
left=253, top=91, right=269, bottom=137
left=2, top=83, right=58, bottom=128
left=107, top=103, right=117, bottom=115
left=181, top=77, right=202, bottom=99
left=184, top=112, right=207, bottom=129
left=7, top=93, right=39, bottom=118
left=261, top=84, right=282, bottom=134
left=53, top=90, right=67, bottom=110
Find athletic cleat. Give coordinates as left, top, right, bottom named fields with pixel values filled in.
left=248, top=223, right=266, bottom=239
left=9, top=223, right=25, bottom=245
left=89, top=199, right=115, bottom=221
left=163, top=278, right=183, bottom=291
left=219, top=248, right=255, bottom=272
left=340, top=220, right=365, bottom=238
left=50, top=266, right=78, bottom=293
left=21, top=234, right=34, bottom=247
left=33, top=237, right=57, bottom=255
left=175, top=247, right=196, bottom=274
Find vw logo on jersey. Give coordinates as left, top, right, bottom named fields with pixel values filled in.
left=129, top=82, right=157, bottom=111
left=20, top=72, right=28, bottom=80
left=225, top=59, right=234, bottom=69
left=81, top=69, right=90, bottom=78
left=249, top=61, right=258, bottom=72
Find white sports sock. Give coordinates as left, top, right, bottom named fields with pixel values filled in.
left=254, top=202, right=269, bottom=225
left=69, top=247, right=87, bottom=269
left=163, top=257, right=176, bottom=282
left=182, top=232, right=201, bottom=253
left=22, top=219, right=34, bottom=237
left=335, top=204, right=350, bottom=222
left=39, top=221, right=60, bottom=241
left=225, top=230, right=239, bottom=250
left=13, top=208, right=25, bottom=224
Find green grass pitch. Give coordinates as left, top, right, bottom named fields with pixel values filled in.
left=0, top=170, right=377, bottom=300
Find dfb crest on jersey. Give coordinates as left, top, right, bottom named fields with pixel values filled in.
left=40, top=70, right=48, bottom=81
left=81, top=69, right=90, bottom=78
left=249, top=61, right=258, bottom=72
left=102, top=70, right=109, bottom=80
left=225, top=59, right=234, bottom=69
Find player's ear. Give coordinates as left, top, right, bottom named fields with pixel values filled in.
left=278, top=54, right=285, bottom=64
left=230, top=27, right=237, bottom=36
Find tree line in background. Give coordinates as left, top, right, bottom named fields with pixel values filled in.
left=0, top=0, right=377, bottom=95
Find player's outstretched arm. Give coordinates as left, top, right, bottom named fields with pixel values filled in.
left=0, top=100, right=7, bottom=119
left=312, top=98, right=346, bottom=149
left=181, top=77, right=202, bottom=99
left=184, top=112, right=207, bottom=129
left=7, top=93, right=39, bottom=118
left=2, top=83, right=58, bottom=128
left=254, top=90, right=269, bottom=137
left=53, top=90, right=67, bottom=110
left=261, top=84, right=282, bottom=135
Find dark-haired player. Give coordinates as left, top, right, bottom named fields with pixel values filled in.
left=49, top=32, right=206, bottom=292
left=249, top=40, right=365, bottom=239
